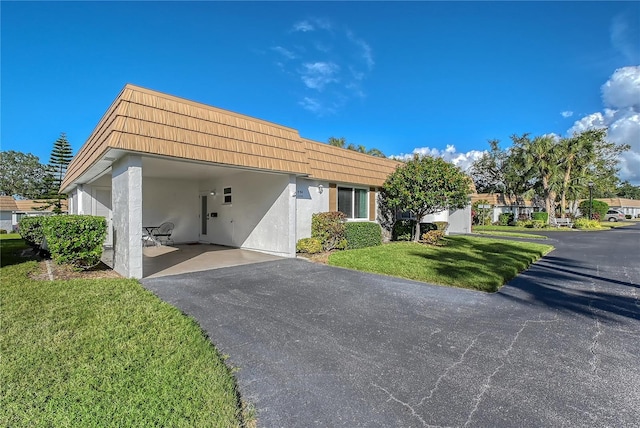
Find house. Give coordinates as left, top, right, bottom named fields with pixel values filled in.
left=0, top=196, right=17, bottom=232
left=470, top=193, right=542, bottom=223
left=62, top=84, right=472, bottom=279
left=593, top=198, right=640, bottom=218
left=0, top=196, right=67, bottom=232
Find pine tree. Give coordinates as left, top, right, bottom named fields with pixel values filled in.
left=37, top=133, right=73, bottom=214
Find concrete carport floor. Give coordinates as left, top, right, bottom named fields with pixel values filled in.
left=141, top=224, right=640, bottom=427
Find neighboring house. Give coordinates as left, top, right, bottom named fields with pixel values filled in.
left=583, top=198, right=640, bottom=218
left=470, top=193, right=542, bottom=223
left=0, top=197, right=68, bottom=232
left=62, top=84, right=472, bottom=279
left=0, top=196, right=17, bottom=232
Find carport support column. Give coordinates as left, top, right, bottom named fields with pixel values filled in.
left=288, top=174, right=297, bottom=257
left=112, top=155, right=143, bottom=279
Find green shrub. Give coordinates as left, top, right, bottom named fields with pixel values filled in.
left=0, top=229, right=7, bottom=234
left=392, top=220, right=437, bottom=241
left=18, top=216, right=47, bottom=248
left=531, top=212, right=549, bottom=223
left=421, top=230, right=445, bottom=245
left=296, top=237, right=323, bottom=254
left=625, top=214, right=632, bottom=219
left=578, top=200, right=608, bottom=220
left=312, top=212, right=347, bottom=251
left=41, top=215, right=107, bottom=270
left=529, top=220, right=546, bottom=229
left=498, top=213, right=514, bottom=226
left=574, top=218, right=601, bottom=229
left=392, top=220, right=414, bottom=241
left=345, top=222, right=382, bottom=250
left=515, top=220, right=530, bottom=228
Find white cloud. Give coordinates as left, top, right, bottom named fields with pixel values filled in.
left=272, top=46, right=296, bottom=60
left=610, top=14, right=640, bottom=64
left=292, top=20, right=314, bottom=32
left=569, top=66, right=640, bottom=185
left=601, top=66, right=640, bottom=109
left=391, top=145, right=486, bottom=171
left=346, top=30, right=374, bottom=70
left=270, top=18, right=374, bottom=116
left=561, top=111, right=574, bottom=118
left=300, top=62, right=340, bottom=91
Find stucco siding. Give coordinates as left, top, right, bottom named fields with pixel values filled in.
left=199, top=171, right=295, bottom=257
left=143, top=178, right=199, bottom=244
left=296, top=178, right=329, bottom=240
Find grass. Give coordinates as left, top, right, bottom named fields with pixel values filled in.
left=473, top=231, right=548, bottom=240
left=474, top=225, right=576, bottom=232
left=328, top=236, right=554, bottom=292
left=0, top=236, right=248, bottom=427
left=600, top=221, right=635, bottom=228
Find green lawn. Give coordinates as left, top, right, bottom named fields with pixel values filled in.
left=474, top=225, right=576, bottom=232
left=0, top=237, right=248, bottom=427
left=328, top=236, right=554, bottom=292
left=473, top=231, right=548, bottom=239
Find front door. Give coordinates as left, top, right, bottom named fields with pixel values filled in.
left=93, top=188, right=113, bottom=246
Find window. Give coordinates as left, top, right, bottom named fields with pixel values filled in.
left=337, top=187, right=368, bottom=219
left=223, top=187, right=232, bottom=204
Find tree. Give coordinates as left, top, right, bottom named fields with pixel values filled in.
left=381, top=155, right=472, bottom=241
left=328, top=136, right=346, bottom=148
left=38, top=133, right=74, bottom=214
left=510, top=134, right=562, bottom=220
left=470, top=140, right=506, bottom=194
left=327, top=136, right=386, bottom=158
left=0, top=151, right=49, bottom=199
left=617, top=181, right=640, bottom=199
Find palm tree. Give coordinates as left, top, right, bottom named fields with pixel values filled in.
left=511, top=134, right=562, bottom=221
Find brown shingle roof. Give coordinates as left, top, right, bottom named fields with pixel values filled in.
left=0, top=196, right=18, bottom=211
left=595, top=198, right=640, bottom=208
left=62, top=84, right=403, bottom=190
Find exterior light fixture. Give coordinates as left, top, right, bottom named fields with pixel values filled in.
left=318, top=184, right=324, bottom=194
left=210, top=190, right=216, bottom=196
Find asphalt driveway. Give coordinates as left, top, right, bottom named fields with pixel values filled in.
left=142, top=224, right=640, bottom=427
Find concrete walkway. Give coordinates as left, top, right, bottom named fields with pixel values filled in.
left=142, top=225, right=640, bottom=427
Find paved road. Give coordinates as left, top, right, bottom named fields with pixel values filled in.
left=142, top=224, right=640, bottom=427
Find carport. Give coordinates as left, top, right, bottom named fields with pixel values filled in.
left=60, top=84, right=405, bottom=278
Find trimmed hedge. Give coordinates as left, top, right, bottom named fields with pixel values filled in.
left=296, top=237, right=323, bottom=254
left=41, top=215, right=107, bottom=269
left=18, top=216, right=47, bottom=248
left=345, top=222, right=382, bottom=250
left=312, top=212, right=347, bottom=251
left=531, top=212, right=549, bottom=223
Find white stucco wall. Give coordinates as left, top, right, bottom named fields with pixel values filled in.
left=295, top=178, right=329, bottom=240
left=112, top=155, right=143, bottom=279
left=199, top=170, right=296, bottom=257
left=448, top=206, right=472, bottom=234
left=0, top=211, right=12, bottom=232
left=143, top=177, right=199, bottom=243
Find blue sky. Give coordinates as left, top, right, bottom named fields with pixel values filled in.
left=2, top=1, right=639, bottom=183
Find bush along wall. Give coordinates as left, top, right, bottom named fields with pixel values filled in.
left=311, top=212, right=347, bottom=251
left=345, top=222, right=382, bottom=250
left=18, top=216, right=48, bottom=249
left=42, top=215, right=107, bottom=270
